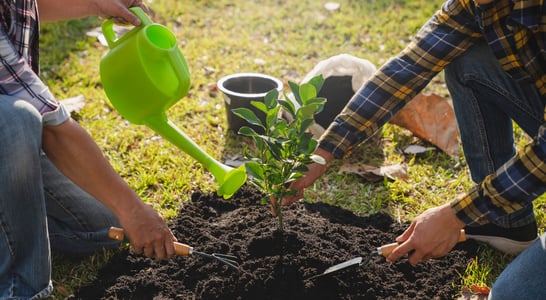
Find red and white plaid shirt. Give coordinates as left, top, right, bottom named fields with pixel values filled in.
left=0, top=0, right=69, bottom=126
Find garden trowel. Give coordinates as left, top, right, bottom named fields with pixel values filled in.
left=306, top=229, right=466, bottom=280
left=108, top=227, right=240, bottom=271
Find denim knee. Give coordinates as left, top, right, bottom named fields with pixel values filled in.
left=0, top=96, right=42, bottom=152
left=0, top=97, right=52, bottom=298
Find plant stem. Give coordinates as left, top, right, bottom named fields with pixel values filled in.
left=277, top=207, right=284, bottom=231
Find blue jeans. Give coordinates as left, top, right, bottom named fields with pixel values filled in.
left=488, top=233, right=546, bottom=300
left=444, top=40, right=540, bottom=228
left=0, top=96, right=120, bottom=299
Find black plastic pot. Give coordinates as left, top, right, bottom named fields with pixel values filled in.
left=218, top=73, right=283, bottom=134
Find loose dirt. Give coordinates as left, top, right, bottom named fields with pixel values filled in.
left=70, top=185, right=479, bottom=299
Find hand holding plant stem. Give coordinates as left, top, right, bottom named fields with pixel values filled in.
left=281, top=146, right=334, bottom=206
left=232, top=75, right=327, bottom=231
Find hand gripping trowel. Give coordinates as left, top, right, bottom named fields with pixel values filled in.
left=307, top=229, right=467, bottom=280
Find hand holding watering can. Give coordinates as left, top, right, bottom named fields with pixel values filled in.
left=100, top=7, right=246, bottom=198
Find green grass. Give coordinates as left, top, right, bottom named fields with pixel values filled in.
left=39, top=0, right=545, bottom=298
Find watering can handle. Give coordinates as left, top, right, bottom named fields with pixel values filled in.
left=169, top=48, right=191, bottom=98
left=101, top=7, right=153, bottom=48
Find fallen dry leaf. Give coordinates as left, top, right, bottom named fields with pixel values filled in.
left=457, top=286, right=490, bottom=300
left=390, top=92, right=460, bottom=158
left=470, top=285, right=491, bottom=295
left=338, top=163, right=408, bottom=182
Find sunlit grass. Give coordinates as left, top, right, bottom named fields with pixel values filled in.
left=39, top=0, right=544, bottom=298
left=458, top=247, right=513, bottom=289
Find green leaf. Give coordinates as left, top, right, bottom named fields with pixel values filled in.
left=271, top=118, right=288, bottom=135
left=296, top=103, right=321, bottom=119
left=251, top=101, right=268, bottom=113
left=264, top=89, right=279, bottom=109
left=308, top=75, right=325, bottom=94
left=278, top=99, right=295, bottom=118
left=266, top=106, right=281, bottom=128
left=232, top=108, right=264, bottom=128
left=238, top=126, right=259, bottom=137
left=298, top=83, right=317, bottom=105
left=288, top=81, right=302, bottom=105
left=298, top=133, right=318, bottom=154
left=306, top=97, right=327, bottom=107
left=306, top=97, right=327, bottom=114
left=300, top=118, right=314, bottom=133
left=293, top=165, right=309, bottom=173
left=244, top=161, right=265, bottom=181
left=288, top=172, right=305, bottom=181
left=268, top=172, right=284, bottom=186
left=262, top=138, right=283, bottom=160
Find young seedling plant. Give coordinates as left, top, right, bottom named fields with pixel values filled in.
left=232, top=75, right=326, bottom=231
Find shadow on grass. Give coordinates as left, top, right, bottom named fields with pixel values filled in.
left=40, top=17, right=102, bottom=77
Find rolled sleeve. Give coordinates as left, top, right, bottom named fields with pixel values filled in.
left=42, top=103, right=70, bottom=126
left=1, top=29, right=69, bottom=126
left=451, top=122, right=546, bottom=225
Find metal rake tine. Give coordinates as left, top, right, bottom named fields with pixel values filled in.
left=212, top=253, right=241, bottom=269
left=212, top=253, right=239, bottom=262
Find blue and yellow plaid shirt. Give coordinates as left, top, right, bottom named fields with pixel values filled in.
left=319, top=0, right=546, bottom=226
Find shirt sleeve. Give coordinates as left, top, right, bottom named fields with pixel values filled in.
left=451, top=119, right=546, bottom=226
left=0, top=28, right=69, bottom=126
left=318, top=0, right=481, bottom=158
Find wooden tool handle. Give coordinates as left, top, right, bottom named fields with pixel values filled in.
left=108, top=226, right=126, bottom=241
left=108, top=226, right=193, bottom=256
left=377, top=229, right=466, bottom=257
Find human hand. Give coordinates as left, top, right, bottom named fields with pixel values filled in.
left=386, top=203, right=465, bottom=265
left=270, top=148, right=333, bottom=215
left=92, top=0, right=151, bottom=26
left=119, top=202, right=177, bottom=260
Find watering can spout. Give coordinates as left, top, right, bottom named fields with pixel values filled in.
left=145, top=115, right=246, bottom=199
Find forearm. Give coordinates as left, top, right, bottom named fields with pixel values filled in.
left=42, top=110, right=177, bottom=260
left=37, top=0, right=145, bottom=25
left=42, top=118, right=142, bottom=221
left=37, top=0, right=97, bottom=22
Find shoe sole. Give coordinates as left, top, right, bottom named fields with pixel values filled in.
left=466, top=234, right=537, bottom=255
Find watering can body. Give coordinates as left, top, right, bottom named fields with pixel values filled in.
left=100, top=7, right=190, bottom=125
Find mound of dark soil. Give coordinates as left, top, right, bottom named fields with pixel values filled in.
left=70, top=185, right=479, bottom=299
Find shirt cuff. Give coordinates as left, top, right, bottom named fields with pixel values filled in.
left=449, top=187, right=490, bottom=226
left=318, top=128, right=353, bottom=159
left=42, top=102, right=70, bottom=126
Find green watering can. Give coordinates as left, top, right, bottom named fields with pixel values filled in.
left=100, top=7, right=246, bottom=199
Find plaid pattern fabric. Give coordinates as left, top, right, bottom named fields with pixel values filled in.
left=319, top=0, right=546, bottom=225
left=0, top=0, right=39, bottom=73
left=0, top=0, right=66, bottom=123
